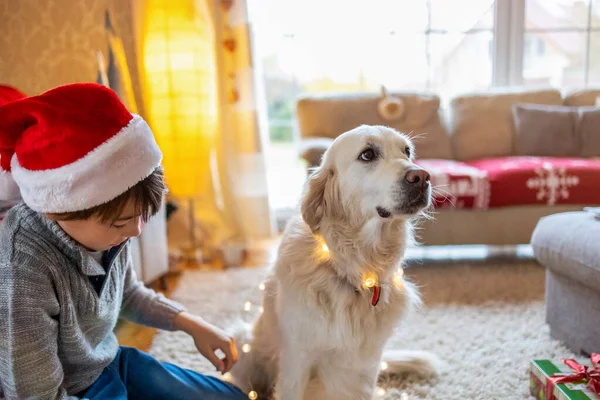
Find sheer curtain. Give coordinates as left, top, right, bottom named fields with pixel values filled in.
left=209, top=0, right=276, bottom=241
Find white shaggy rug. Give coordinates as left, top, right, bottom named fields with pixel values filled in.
left=148, top=262, right=581, bottom=400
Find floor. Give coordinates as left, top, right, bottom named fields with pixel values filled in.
left=146, top=257, right=561, bottom=400
left=115, top=241, right=536, bottom=351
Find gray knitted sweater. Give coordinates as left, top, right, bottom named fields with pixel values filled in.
left=0, top=204, right=186, bottom=399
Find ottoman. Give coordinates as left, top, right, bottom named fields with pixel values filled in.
left=531, top=211, right=600, bottom=355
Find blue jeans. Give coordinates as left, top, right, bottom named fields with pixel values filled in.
left=78, top=346, right=247, bottom=400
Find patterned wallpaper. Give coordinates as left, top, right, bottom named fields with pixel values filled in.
left=0, top=0, right=144, bottom=115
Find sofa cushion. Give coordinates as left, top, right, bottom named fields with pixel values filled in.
left=531, top=211, right=600, bottom=290
left=296, top=92, right=452, bottom=159
left=449, top=89, right=563, bottom=161
left=511, top=103, right=579, bottom=157
left=415, top=159, right=489, bottom=210
left=578, top=106, right=600, bottom=157
left=468, top=157, right=600, bottom=208
left=563, top=88, right=600, bottom=106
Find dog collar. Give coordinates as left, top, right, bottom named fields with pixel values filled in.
left=355, top=285, right=381, bottom=306
left=371, top=285, right=381, bottom=306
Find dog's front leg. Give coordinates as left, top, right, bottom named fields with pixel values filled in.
left=273, top=342, right=311, bottom=400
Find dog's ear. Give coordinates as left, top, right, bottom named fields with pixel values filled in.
left=301, top=166, right=339, bottom=232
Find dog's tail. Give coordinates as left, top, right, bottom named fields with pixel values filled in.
left=379, top=350, right=442, bottom=379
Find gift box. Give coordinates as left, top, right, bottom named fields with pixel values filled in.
left=530, top=355, right=600, bottom=400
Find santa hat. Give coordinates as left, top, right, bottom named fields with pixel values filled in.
left=0, top=84, right=27, bottom=202
left=0, top=83, right=162, bottom=213
left=0, top=84, right=26, bottom=105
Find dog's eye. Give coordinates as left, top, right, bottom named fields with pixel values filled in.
left=359, top=148, right=376, bottom=162
left=405, top=146, right=411, bottom=158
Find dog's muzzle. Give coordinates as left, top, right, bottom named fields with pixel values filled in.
left=394, top=167, right=432, bottom=215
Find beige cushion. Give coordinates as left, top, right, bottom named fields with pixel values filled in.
left=563, top=88, right=600, bottom=106
left=449, top=89, right=562, bottom=160
left=511, top=103, right=600, bottom=158
left=296, top=92, right=452, bottom=159
left=578, top=106, right=600, bottom=157
left=512, top=103, right=579, bottom=157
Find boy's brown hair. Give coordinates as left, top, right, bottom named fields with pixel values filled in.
left=47, top=167, right=166, bottom=224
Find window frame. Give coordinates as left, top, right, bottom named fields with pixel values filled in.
left=496, top=0, right=600, bottom=87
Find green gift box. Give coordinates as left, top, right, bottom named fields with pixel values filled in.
left=530, top=360, right=600, bottom=400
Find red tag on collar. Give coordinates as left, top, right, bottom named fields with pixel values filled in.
left=371, top=285, right=381, bottom=306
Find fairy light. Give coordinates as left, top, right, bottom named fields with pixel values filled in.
left=364, top=277, right=376, bottom=288
left=236, top=237, right=413, bottom=400
left=394, top=268, right=404, bottom=287
left=314, top=235, right=331, bottom=260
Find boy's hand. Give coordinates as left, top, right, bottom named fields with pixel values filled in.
left=173, top=311, right=238, bottom=374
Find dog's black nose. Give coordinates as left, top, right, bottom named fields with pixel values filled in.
left=404, top=168, right=430, bottom=189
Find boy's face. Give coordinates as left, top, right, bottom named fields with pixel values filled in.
left=53, top=200, right=145, bottom=252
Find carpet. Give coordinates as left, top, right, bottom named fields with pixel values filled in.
left=148, top=261, right=582, bottom=400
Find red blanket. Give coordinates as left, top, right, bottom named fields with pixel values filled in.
left=417, top=157, right=600, bottom=210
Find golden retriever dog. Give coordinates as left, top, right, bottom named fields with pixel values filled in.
left=229, top=125, right=439, bottom=399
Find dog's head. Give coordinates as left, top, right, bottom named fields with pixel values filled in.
left=301, top=125, right=431, bottom=232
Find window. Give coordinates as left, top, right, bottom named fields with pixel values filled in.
left=250, top=0, right=495, bottom=145
left=522, top=0, right=600, bottom=87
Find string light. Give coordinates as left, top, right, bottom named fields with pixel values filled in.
left=364, top=277, right=376, bottom=288
left=394, top=268, right=404, bottom=287
left=314, top=235, right=331, bottom=260
left=234, top=240, right=411, bottom=400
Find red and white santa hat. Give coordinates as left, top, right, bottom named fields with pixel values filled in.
left=0, top=84, right=26, bottom=105
left=0, top=83, right=162, bottom=213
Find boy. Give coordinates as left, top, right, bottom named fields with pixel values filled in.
left=0, top=83, right=247, bottom=399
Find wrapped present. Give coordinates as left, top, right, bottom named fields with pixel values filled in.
left=530, top=354, right=600, bottom=400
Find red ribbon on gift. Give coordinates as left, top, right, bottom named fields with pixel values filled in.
left=546, top=353, right=600, bottom=398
